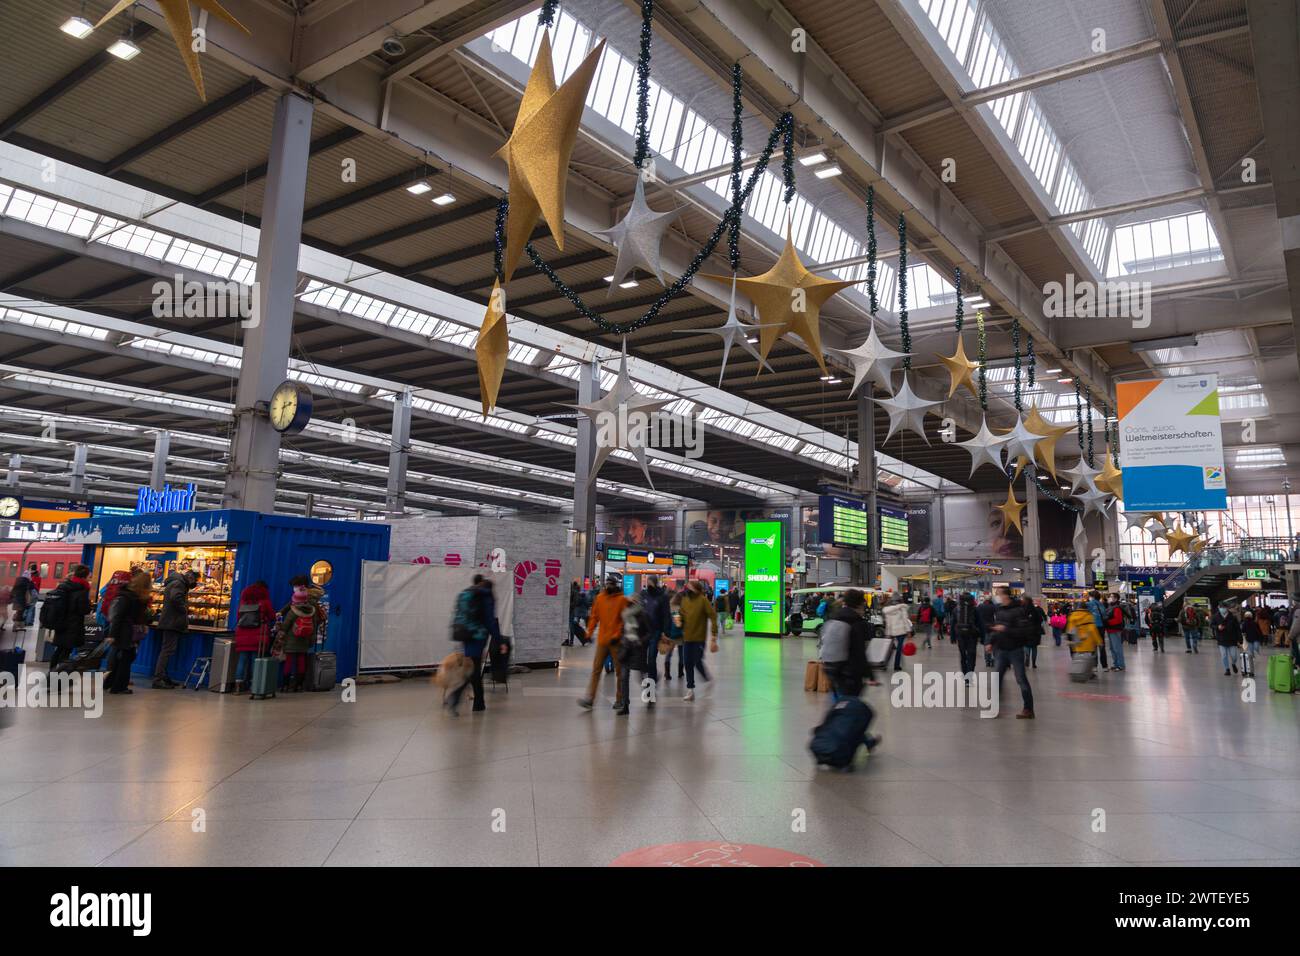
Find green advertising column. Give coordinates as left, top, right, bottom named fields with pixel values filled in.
left=744, top=520, right=784, bottom=637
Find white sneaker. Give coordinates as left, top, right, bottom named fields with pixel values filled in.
left=683, top=689, right=695, bottom=701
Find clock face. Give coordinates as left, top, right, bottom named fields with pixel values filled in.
left=0, top=496, right=18, bottom=518
left=269, top=383, right=300, bottom=431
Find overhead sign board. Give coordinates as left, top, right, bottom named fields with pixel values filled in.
left=1227, top=578, right=1262, bottom=590
left=1117, top=374, right=1228, bottom=510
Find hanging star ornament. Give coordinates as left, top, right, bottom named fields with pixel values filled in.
left=1073, top=515, right=1089, bottom=574
left=1094, top=450, right=1124, bottom=500
left=1002, top=415, right=1045, bottom=467
left=1122, top=509, right=1156, bottom=535
left=702, top=221, right=859, bottom=374
left=1074, top=484, right=1115, bottom=519
left=873, top=373, right=941, bottom=444
left=475, top=280, right=509, bottom=414
left=826, top=321, right=906, bottom=396
left=957, top=416, right=1012, bottom=478
left=595, top=176, right=678, bottom=291
left=675, top=276, right=779, bottom=386
left=1059, top=457, right=1104, bottom=496
left=996, top=485, right=1027, bottom=536
left=1165, top=526, right=1200, bottom=557
left=495, top=31, right=606, bottom=282
left=567, top=340, right=673, bottom=489
left=937, top=334, right=980, bottom=398
left=1022, top=403, right=1075, bottom=480
left=97, top=0, right=251, bottom=101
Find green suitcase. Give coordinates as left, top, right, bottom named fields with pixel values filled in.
left=1266, top=654, right=1295, bottom=694
left=250, top=657, right=278, bottom=700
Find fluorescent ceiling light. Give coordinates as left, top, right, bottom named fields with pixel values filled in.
left=1057, top=377, right=1073, bottom=384
left=406, top=181, right=433, bottom=195
left=602, top=275, right=614, bottom=282
left=826, top=378, right=842, bottom=384
left=60, top=16, right=94, bottom=38
left=1132, top=333, right=1198, bottom=352
left=1044, top=367, right=1062, bottom=375
left=619, top=280, right=638, bottom=289
left=107, top=36, right=141, bottom=59
left=814, top=165, right=842, bottom=179
left=431, top=192, right=456, bottom=206
left=798, top=152, right=828, bottom=166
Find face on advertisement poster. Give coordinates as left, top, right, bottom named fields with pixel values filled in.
left=599, top=511, right=676, bottom=548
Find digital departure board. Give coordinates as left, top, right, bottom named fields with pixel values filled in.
left=878, top=504, right=909, bottom=553
left=1044, top=562, right=1075, bottom=581
left=818, top=494, right=869, bottom=548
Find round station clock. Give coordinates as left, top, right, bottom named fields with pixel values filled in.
left=0, top=496, right=19, bottom=518
left=269, top=380, right=313, bottom=435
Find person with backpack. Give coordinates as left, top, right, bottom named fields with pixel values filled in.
left=1213, top=603, right=1242, bottom=676
left=152, top=568, right=197, bottom=689
left=579, top=577, right=629, bottom=710
left=445, top=575, right=490, bottom=715
left=931, top=590, right=947, bottom=642
left=816, top=589, right=881, bottom=747
left=8, top=568, right=34, bottom=633
left=1241, top=611, right=1263, bottom=678
left=1145, top=603, right=1167, bottom=653
left=952, top=591, right=980, bottom=679
left=233, top=580, right=275, bottom=694
left=42, top=564, right=92, bottom=673
left=917, top=598, right=934, bottom=650
left=984, top=586, right=1035, bottom=719
left=1179, top=602, right=1202, bottom=653
left=275, top=576, right=326, bottom=693
left=614, top=594, right=654, bottom=715
left=105, top=572, right=152, bottom=695
left=1049, top=605, right=1067, bottom=647
left=1022, top=596, right=1045, bottom=668
left=1101, top=594, right=1127, bottom=671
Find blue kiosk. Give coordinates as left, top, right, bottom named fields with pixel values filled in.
left=64, top=509, right=390, bottom=683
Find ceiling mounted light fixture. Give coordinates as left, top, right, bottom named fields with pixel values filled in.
left=406, top=181, right=433, bottom=195
left=1132, top=333, right=1199, bottom=352
left=431, top=192, right=456, bottom=206
left=798, top=152, right=828, bottom=166
left=814, top=165, right=843, bottom=179
left=107, top=35, right=141, bottom=59
left=60, top=15, right=94, bottom=38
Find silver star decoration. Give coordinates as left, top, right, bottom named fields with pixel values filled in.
left=957, top=416, right=1012, bottom=478
left=567, top=339, right=674, bottom=488
left=1002, top=415, right=1045, bottom=464
left=872, top=373, right=941, bottom=444
left=1059, top=457, right=1104, bottom=496
left=1074, top=484, right=1115, bottom=518
left=675, top=275, right=780, bottom=386
left=827, top=321, right=906, bottom=397
left=1073, top=515, right=1089, bottom=578
left=1122, top=509, right=1154, bottom=535
left=594, top=176, right=678, bottom=291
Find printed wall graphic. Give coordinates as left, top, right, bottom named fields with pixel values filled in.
left=1117, top=374, right=1228, bottom=511
left=597, top=511, right=677, bottom=548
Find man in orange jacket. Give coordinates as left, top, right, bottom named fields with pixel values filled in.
left=580, top=577, right=630, bottom=710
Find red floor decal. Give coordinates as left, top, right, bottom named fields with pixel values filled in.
left=611, top=842, right=824, bottom=867
left=1057, top=692, right=1132, bottom=702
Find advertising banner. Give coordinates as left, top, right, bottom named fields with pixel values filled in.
left=1117, top=374, right=1228, bottom=511
left=743, top=520, right=784, bottom=637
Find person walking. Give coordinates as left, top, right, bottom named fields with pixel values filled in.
left=930, top=590, right=947, bottom=644
left=614, top=595, right=654, bottom=715
left=1213, top=602, right=1242, bottom=676
left=24, top=564, right=42, bottom=629
left=1022, top=596, right=1046, bottom=669
left=975, top=592, right=997, bottom=667
left=7, top=568, right=34, bottom=634
left=152, top=568, right=197, bottom=689
left=105, top=571, right=152, bottom=695
left=579, top=577, right=629, bottom=710
left=1241, top=610, right=1263, bottom=679
left=817, top=589, right=882, bottom=751
left=883, top=593, right=913, bottom=671
left=564, top=581, right=591, bottom=647
left=1179, top=601, right=1202, bottom=654
left=1102, top=594, right=1127, bottom=672
left=677, top=579, right=716, bottom=701
left=233, top=580, right=274, bottom=693
left=952, top=591, right=980, bottom=679
left=640, top=578, right=670, bottom=683
left=44, top=564, right=92, bottom=673
left=446, top=574, right=490, bottom=715
left=984, top=586, right=1035, bottom=719
left=1146, top=602, right=1167, bottom=653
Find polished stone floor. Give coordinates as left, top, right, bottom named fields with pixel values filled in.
left=1, top=632, right=1298, bottom=866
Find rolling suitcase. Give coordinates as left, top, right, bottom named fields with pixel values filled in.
left=0, top=641, right=25, bottom=681
left=1068, top=652, right=1095, bottom=683
left=1267, top=654, right=1295, bottom=694
left=250, top=657, right=278, bottom=700
left=809, top=696, right=872, bottom=769
left=305, top=651, right=336, bottom=692
left=55, top=638, right=112, bottom=674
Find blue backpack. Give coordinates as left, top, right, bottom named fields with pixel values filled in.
left=452, top=588, right=482, bottom=643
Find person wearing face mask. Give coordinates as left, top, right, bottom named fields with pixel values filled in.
left=982, top=586, right=1035, bottom=719
left=1101, top=593, right=1127, bottom=672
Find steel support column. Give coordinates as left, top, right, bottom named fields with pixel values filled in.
left=150, top=431, right=170, bottom=490
left=1023, top=475, right=1043, bottom=601
left=70, top=443, right=87, bottom=497
left=573, top=357, right=601, bottom=584
left=387, top=388, right=413, bottom=515
left=221, top=93, right=314, bottom=513
left=855, top=389, right=879, bottom=588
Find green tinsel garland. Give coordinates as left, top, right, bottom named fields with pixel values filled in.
left=492, top=196, right=508, bottom=283
left=1027, top=335, right=1035, bottom=389
left=1085, top=385, right=1095, bottom=467
left=538, top=0, right=559, bottom=28
left=977, top=310, right=987, bottom=410
left=1012, top=316, right=1022, bottom=412
left=866, top=186, right=878, bottom=316
left=1075, top=378, right=1083, bottom=450
left=631, top=0, right=654, bottom=175
left=728, top=62, right=743, bottom=273
left=897, top=214, right=910, bottom=369
left=954, top=267, right=963, bottom=332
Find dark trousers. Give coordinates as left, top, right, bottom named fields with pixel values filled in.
left=447, top=649, right=485, bottom=711
left=569, top=619, right=589, bottom=645
left=683, top=641, right=709, bottom=688
left=616, top=652, right=648, bottom=708
left=662, top=641, right=683, bottom=677
left=1183, top=626, right=1200, bottom=650
left=153, top=629, right=181, bottom=679
left=823, top=663, right=863, bottom=700
left=957, top=635, right=977, bottom=675
left=108, top=645, right=136, bottom=692
left=994, top=647, right=1034, bottom=713
left=1151, top=629, right=1165, bottom=651
left=48, top=644, right=72, bottom=671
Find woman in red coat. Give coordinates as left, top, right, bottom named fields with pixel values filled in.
left=233, top=580, right=275, bottom=693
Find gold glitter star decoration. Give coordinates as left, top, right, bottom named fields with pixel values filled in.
left=704, top=221, right=858, bottom=375
left=496, top=30, right=606, bottom=282
left=1165, top=525, right=1200, bottom=558
left=936, top=334, right=979, bottom=398
left=1094, top=449, right=1124, bottom=500
left=996, top=485, right=1027, bottom=536
left=96, top=0, right=251, bottom=101
left=1021, top=403, right=1075, bottom=480
left=475, top=280, right=509, bottom=414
